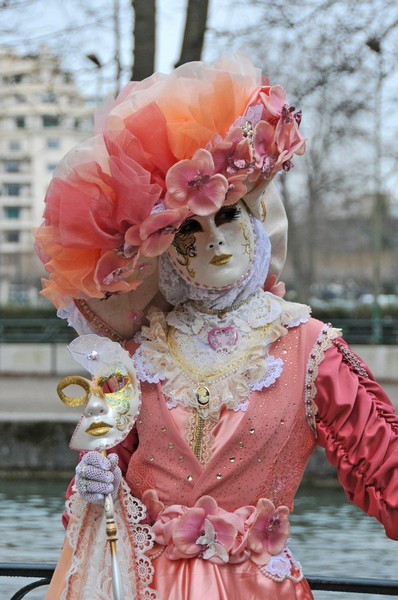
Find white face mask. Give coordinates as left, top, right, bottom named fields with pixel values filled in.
left=167, top=201, right=255, bottom=289
left=58, top=340, right=141, bottom=452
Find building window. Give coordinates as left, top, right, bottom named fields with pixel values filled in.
left=4, top=207, right=20, bottom=219
left=15, top=116, right=26, bottom=129
left=42, top=115, right=60, bottom=127
left=9, top=140, right=21, bottom=152
left=4, top=160, right=21, bottom=173
left=4, top=183, right=22, bottom=196
left=47, top=163, right=57, bottom=172
left=14, top=94, right=26, bottom=103
left=41, top=92, right=57, bottom=103
left=11, top=74, right=23, bottom=83
left=46, top=137, right=60, bottom=149
left=5, top=230, right=20, bottom=243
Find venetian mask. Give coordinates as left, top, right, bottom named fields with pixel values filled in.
left=57, top=334, right=141, bottom=451
left=167, top=200, right=255, bottom=288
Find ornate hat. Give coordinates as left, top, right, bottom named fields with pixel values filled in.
left=34, top=55, right=305, bottom=336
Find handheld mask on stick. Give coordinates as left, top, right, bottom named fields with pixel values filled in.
left=57, top=334, right=141, bottom=600
left=57, top=334, right=141, bottom=452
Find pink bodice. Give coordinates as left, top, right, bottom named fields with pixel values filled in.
left=125, top=319, right=324, bottom=511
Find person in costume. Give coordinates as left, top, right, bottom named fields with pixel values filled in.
left=35, top=55, right=398, bottom=600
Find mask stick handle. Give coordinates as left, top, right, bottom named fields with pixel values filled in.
left=101, top=449, right=125, bottom=600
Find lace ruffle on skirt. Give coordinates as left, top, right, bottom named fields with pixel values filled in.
left=61, top=480, right=158, bottom=599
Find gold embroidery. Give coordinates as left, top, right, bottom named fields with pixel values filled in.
left=260, top=199, right=267, bottom=222
left=239, top=218, right=252, bottom=256
left=167, top=323, right=270, bottom=384
left=172, top=231, right=197, bottom=278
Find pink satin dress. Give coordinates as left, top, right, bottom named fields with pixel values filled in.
left=55, top=317, right=398, bottom=599
left=110, top=318, right=397, bottom=599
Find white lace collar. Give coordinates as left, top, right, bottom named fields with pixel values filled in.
left=134, top=289, right=310, bottom=420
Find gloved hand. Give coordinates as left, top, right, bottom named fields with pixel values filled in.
left=75, top=451, right=122, bottom=505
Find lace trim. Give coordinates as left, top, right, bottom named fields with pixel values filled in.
left=305, top=324, right=341, bottom=437
left=134, top=292, right=310, bottom=419
left=258, top=547, right=304, bottom=583
left=61, top=480, right=158, bottom=599
left=186, top=408, right=214, bottom=466
left=251, top=355, right=283, bottom=391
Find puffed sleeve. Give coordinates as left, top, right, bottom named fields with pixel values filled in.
left=314, top=337, right=398, bottom=540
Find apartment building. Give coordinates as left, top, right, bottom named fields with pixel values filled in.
left=0, top=45, right=92, bottom=305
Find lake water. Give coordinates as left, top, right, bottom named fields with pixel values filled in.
left=0, top=479, right=397, bottom=599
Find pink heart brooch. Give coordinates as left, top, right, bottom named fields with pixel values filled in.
left=208, top=326, right=238, bottom=354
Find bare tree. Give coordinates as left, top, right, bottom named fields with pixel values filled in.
left=131, top=0, right=156, bottom=80
left=209, top=0, right=398, bottom=301
left=175, top=0, right=209, bottom=67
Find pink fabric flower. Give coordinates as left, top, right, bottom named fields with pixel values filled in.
left=141, top=489, right=165, bottom=524
left=253, top=121, right=278, bottom=178
left=259, top=85, right=289, bottom=121
left=195, top=518, right=229, bottom=563
left=225, top=173, right=248, bottom=204
left=94, top=250, right=140, bottom=294
left=150, top=494, right=291, bottom=567
left=165, top=149, right=228, bottom=216
left=275, top=119, right=306, bottom=159
left=209, top=127, right=253, bottom=176
left=153, top=495, right=241, bottom=564
left=247, top=499, right=290, bottom=566
left=171, top=496, right=238, bottom=563
left=229, top=505, right=256, bottom=564
left=125, top=205, right=188, bottom=257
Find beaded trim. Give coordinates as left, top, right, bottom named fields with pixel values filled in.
left=334, top=341, right=369, bottom=379
left=75, top=299, right=124, bottom=344
left=305, top=324, right=341, bottom=437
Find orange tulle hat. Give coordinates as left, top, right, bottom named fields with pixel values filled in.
left=34, top=54, right=305, bottom=310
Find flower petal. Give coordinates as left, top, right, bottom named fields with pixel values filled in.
left=172, top=508, right=205, bottom=555
left=187, top=174, right=228, bottom=216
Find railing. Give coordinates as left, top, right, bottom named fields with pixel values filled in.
left=331, top=318, right=398, bottom=345
left=1, top=563, right=54, bottom=600
left=1, top=563, right=398, bottom=598
left=0, top=318, right=75, bottom=343
left=0, top=317, right=398, bottom=344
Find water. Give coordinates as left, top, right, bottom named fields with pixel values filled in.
left=0, top=479, right=397, bottom=599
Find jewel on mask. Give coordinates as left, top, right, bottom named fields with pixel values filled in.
left=208, top=326, right=238, bottom=354
left=87, top=351, right=99, bottom=360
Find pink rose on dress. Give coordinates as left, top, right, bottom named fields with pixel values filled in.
left=154, top=496, right=241, bottom=564
left=165, top=149, right=229, bottom=216
left=247, top=499, right=290, bottom=566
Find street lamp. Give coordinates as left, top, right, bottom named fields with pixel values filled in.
left=365, top=36, right=384, bottom=343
